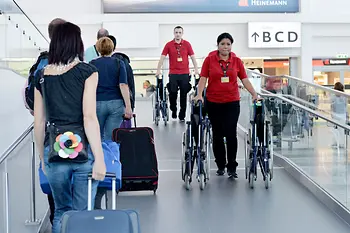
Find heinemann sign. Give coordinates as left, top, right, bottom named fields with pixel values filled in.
left=103, top=0, right=300, bottom=13
left=251, top=0, right=288, bottom=6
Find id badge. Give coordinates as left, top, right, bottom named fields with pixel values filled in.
left=177, top=57, right=183, bottom=62
left=221, top=77, right=229, bottom=83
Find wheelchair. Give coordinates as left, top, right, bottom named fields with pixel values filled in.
left=153, top=75, right=169, bottom=126
left=246, top=99, right=274, bottom=189
left=181, top=80, right=212, bottom=190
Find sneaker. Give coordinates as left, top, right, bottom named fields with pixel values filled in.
left=227, top=169, right=238, bottom=179
left=179, top=118, right=185, bottom=122
left=216, top=169, right=225, bottom=176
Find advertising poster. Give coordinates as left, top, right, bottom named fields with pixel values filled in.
left=103, top=0, right=300, bottom=14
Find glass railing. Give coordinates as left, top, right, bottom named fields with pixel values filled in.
left=246, top=69, right=350, bottom=124
left=239, top=87, right=350, bottom=210
left=0, top=1, right=49, bottom=233
left=0, top=0, right=49, bottom=75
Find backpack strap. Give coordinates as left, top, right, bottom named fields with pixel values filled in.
left=114, top=58, right=121, bottom=84
left=93, top=45, right=99, bottom=57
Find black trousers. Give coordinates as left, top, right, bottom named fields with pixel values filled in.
left=168, top=74, right=191, bottom=119
left=207, top=100, right=240, bottom=171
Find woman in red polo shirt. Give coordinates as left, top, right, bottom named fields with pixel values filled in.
left=194, top=32, right=258, bottom=178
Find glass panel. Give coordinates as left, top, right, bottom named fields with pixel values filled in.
left=344, top=71, right=350, bottom=93
left=239, top=87, right=350, bottom=210
left=7, top=136, right=33, bottom=233
left=277, top=103, right=348, bottom=208
left=347, top=133, right=349, bottom=209
left=0, top=0, right=48, bottom=74
left=0, top=162, right=5, bottom=233
left=246, top=69, right=350, bottom=128
left=0, top=1, right=50, bottom=232
left=314, top=71, right=341, bottom=86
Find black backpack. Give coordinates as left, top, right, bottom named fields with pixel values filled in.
left=24, top=51, right=49, bottom=114
left=112, top=52, right=136, bottom=110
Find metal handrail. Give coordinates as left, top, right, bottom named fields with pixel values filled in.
left=0, top=123, right=34, bottom=164
left=12, top=0, right=49, bottom=43
left=246, top=69, right=350, bottom=99
left=256, top=91, right=350, bottom=132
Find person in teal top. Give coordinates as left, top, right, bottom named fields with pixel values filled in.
left=84, top=28, right=109, bottom=62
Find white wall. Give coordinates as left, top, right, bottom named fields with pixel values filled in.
left=2, top=0, right=350, bottom=82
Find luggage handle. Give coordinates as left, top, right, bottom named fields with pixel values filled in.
left=122, top=113, right=137, bottom=127
left=88, top=172, right=117, bottom=211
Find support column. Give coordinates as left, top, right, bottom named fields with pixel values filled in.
left=289, top=57, right=300, bottom=78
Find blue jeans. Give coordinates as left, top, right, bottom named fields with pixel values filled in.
left=97, top=99, right=125, bottom=140
left=44, top=146, right=99, bottom=233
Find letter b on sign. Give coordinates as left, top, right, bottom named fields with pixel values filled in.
left=263, top=32, right=271, bottom=42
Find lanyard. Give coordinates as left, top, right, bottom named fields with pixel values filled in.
left=175, top=44, right=182, bottom=57
left=220, top=61, right=230, bottom=77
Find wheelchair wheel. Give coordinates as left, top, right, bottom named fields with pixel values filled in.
left=249, top=172, right=255, bottom=189
left=199, top=173, right=205, bottom=190
left=264, top=173, right=270, bottom=189
left=269, top=126, right=274, bottom=180
left=166, top=106, right=169, bottom=121
left=205, top=127, right=211, bottom=181
left=164, top=113, right=167, bottom=126
left=245, top=129, right=252, bottom=180
left=185, top=175, right=191, bottom=190
left=181, top=132, right=186, bottom=181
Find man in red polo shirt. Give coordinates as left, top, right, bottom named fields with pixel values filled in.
left=156, top=26, right=199, bottom=121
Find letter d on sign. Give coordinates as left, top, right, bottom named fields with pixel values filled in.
left=288, top=32, right=298, bottom=42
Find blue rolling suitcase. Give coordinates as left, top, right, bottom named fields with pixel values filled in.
left=98, top=140, right=122, bottom=191
left=38, top=162, right=51, bottom=194
left=61, top=173, right=140, bottom=233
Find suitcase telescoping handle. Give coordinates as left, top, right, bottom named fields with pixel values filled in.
left=122, top=113, right=137, bottom=127
left=88, top=172, right=117, bottom=211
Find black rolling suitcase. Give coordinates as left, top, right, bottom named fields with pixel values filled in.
left=112, top=114, right=159, bottom=193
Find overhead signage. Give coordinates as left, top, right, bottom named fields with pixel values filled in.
left=248, top=22, right=301, bottom=48
left=336, top=53, right=348, bottom=59
left=103, top=0, right=300, bottom=14
left=323, top=59, right=350, bottom=66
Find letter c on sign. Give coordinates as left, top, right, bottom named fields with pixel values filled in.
left=275, top=32, right=283, bottom=42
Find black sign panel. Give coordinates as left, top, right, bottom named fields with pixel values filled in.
left=323, top=59, right=349, bottom=66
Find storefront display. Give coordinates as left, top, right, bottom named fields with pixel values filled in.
left=313, top=58, right=350, bottom=88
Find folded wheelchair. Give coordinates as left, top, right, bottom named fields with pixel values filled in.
left=152, top=75, right=169, bottom=126
left=246, top=99, right=274, bottom=189
left=181, top=79, right=212, bottom=190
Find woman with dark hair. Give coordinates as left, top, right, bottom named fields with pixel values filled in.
left=33, top=22, right=106, bottom=233
left=194, top=32, right=258, bottom=178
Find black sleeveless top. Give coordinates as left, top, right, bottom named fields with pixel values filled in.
left=35, top=62, right=97, bottom=126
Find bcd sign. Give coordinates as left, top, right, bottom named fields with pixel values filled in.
left=248, top=22, right=301, bottom=48
left=262, top=31, right=298, bottom=43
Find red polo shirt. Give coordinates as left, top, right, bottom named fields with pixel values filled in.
left=200, top=50, right=247, bottom=103
left=161, top=39, right=194, bottom=75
